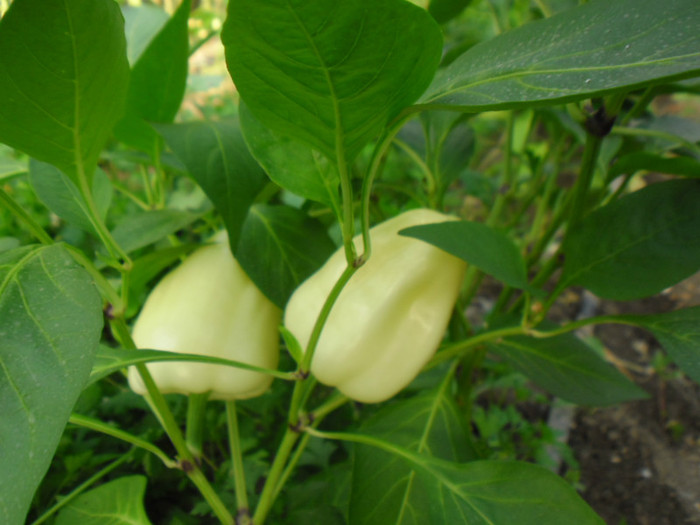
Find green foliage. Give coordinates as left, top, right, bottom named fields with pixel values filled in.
left=0, top=0, right=699, bottom=524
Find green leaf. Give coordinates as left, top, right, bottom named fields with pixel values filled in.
left=0, top=244, right=103, bottom=525
left=609, top=152, right=700, bottom=179
left=54, top=476, right=152, bottom=525
left=632, top=306, right=700, bottom=383
left=237, top=204, right=336, bottom=308
left=222, top=0, right=442, bottom=162
left=561, top=179, right=700, bottom=300
left=127, top=243, right=199, bottom=310
left=89, top=345, right=285, bottom=385
left=114, top=0, right=191, bottom=154
left=110, top=209, right=198, bottom=255
left=0, top=0, right=129, bottom=187
left=400, top=220, right=531, bottom=290
left=157, top=119, right=268, bottom=248
left=0, top=158, right=26, bottom=182
left=240, top=103, right=341, bottom=213
left=122, top=5, right=169, bottom=65
left=488, top=328, right=648, bottom=406
left=29, top=160, right=112, bottom=235
left=422, top=0, right=700, bottom=111
left=350, top=388, right=478, bottom=524
left=341, top=430, right=603, bottom=524
left=428, top=0, right=472, bottom=24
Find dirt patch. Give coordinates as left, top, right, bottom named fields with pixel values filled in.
left=568, top=273, right=700, bottom=524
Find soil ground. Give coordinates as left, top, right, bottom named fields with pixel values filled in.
left=567, top=273, right=700, bottom=524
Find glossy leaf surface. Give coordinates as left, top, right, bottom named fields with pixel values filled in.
left=423, top=0, right=700, bottom=111
left=0, top=245, right=102, bottom=525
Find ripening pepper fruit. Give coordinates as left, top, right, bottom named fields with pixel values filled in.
left=284, top=208, right=466, bottom=403
left=128, top=231, right=280, bottom=400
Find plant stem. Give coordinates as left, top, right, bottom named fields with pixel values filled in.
left=226, top=401, right=250, bottom=521
left=111, top=317, right=234, bottom=524
left=69, top=413, right=176, bottom=468
left=186, top=393, right=210, bottom=461
left=426, top=325, right=528, bottom=369
left=30, top=453, right=132, bottom=525
left=252, top=428, right=299, bottom=525
left=568, top=132, right=603, bottom=227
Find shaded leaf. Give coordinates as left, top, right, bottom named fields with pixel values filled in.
left=422, top=0, right=700, bottom=111
left=429, top=0, right=472, bottom=24
left=110, top=209, right=198, bottom=255
left=114, top=0, right=191, bottom=154
left=609, top=152, right=700, bottom=179
left=561, top=179, right=700, bottom=300
left=29, top=160, right=112, bottom=235
left=157, top=119, right=267, bottom=248
left=401, top=220, right=531, bottom=290
left=488, top=327, right=648, bottom=406
left=240, top=103, right=341, bottom=213
left=0, top=244, right=103, bottom=525
left=222, top=0, right=442, bottom=162
left=54, top=476, right=152, bottom=525
left=237, top=204, right=336, bottom=308
left=0, top=0, right=129, bottom=186
left=632, top=306, right=700, bottom=383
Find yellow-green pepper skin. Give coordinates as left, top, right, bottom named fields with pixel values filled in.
left=284, top=209, right=466, bottom=403
left=128, top=231, right=280, bottom=400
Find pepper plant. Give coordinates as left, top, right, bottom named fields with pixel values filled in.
left=1, top=0, right=700, bottom=523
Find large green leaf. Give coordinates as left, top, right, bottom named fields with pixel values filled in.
left=240, top=103, right=341, bottom=213
left=157, top=119, right=268, bottom=248
left=561, top=179, right=700, bottom=300
left=29, top=160, right=112, bottom=236
left=222, top=0, right=442, bottom=163
left=350, top=387, right=476, bottom=523
left=0, top=244, right=103, bottom=525
left=54, top=476, right=152, bottom=525
left=400, top=220, right=531, bottom=290
left=114, top=0, right=191, bottom=154
left=341, top=431, right=603, bottom=524
left=237, top=204, right=337, bottom=308
left=488, top=328, right=648, bottom=406
left=632, top=306, right=700, bottom=384
left=0, top=0, right=129, bottom=186
left=422, top=0, right=700, bottom=111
